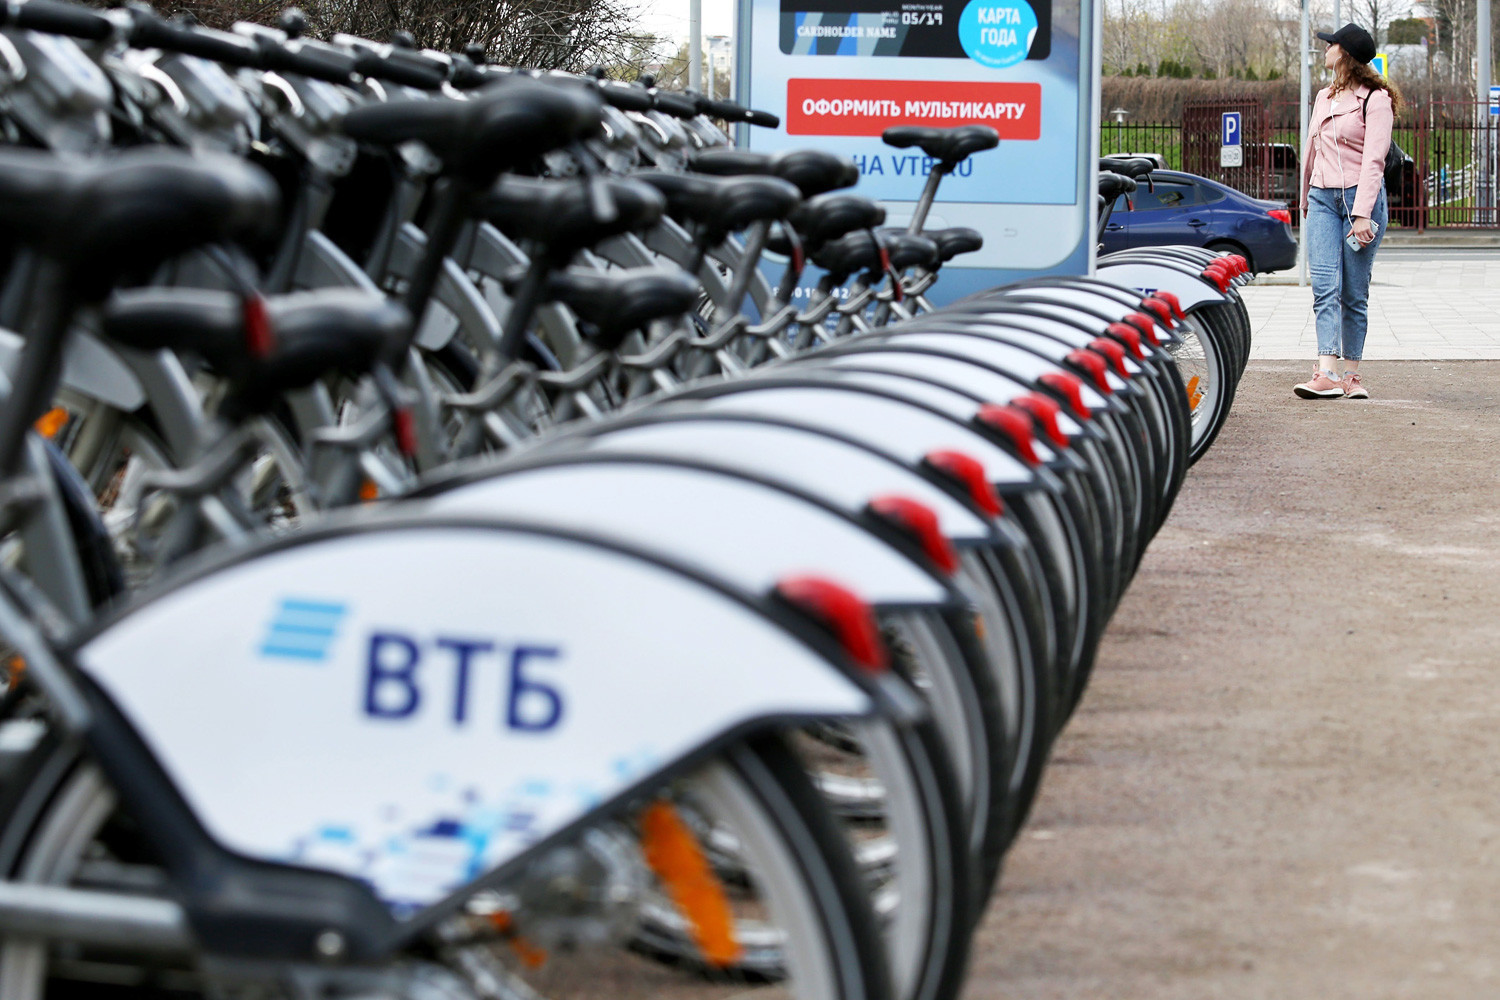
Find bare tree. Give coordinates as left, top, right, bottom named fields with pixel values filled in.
left=1354, top=0, right=1412, bottom=46
left=1103, top=0, right=1298, bottom=77
left=159, top=0, right=664, bottom=72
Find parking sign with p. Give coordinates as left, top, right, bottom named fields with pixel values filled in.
left=1220, top=111, right=1242, bottom=168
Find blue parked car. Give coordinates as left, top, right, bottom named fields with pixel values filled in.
left=1101, top=169, right=1298, bottom=273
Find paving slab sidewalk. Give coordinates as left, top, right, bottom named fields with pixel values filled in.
left=1245, top=254, right=1500, bottom=360
left=965, top=361, right=1500, bottom=1000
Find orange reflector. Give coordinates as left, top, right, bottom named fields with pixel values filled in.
left=486, top=909, right=548, bottom=967
left=639, top=801, right=741, bottom=968
left=34, top=408, right=67, bottom=440
left=509, top=936, right=548, bottom=969
left=359, top=478, right=379, bottom=503
left=1186, top=376, right=1203, bottom=409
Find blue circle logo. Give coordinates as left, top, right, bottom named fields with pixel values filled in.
left=958, top=0, right=1038, bottom=69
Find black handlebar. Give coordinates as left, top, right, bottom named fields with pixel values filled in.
left=128, top=14, right=262, bottom=68
left=258, top=39, right=358, bottom=86
left=4, top=0, right=112, bottom=40
left=651, top=90, right=699, bottom=118
left=351, top=48, right=449, bottom=90
left=599, top=81, right=653, bottom=112
left=0, top=0, right=789, bottom=126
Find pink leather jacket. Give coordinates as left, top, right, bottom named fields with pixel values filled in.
left=1300, top=83, right=1393, bottom=219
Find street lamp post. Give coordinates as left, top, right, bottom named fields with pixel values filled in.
left=690, top=0, right=702, bottom=92
left=1298, top=0, right=1310, bottom=286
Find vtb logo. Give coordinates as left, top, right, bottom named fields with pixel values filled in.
left=259, top=598, right=348, bottom=661
left=258, top=597, right=564, bottom=732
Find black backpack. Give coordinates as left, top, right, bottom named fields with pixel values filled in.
left=1361, top=90, right=1408, bottom=183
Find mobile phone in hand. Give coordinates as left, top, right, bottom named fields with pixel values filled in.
left=1347, top=220, right=1380, bottom=252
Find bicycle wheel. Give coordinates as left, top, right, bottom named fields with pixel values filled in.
left=0, top=727, right=894, bottom=1000
left=1168, top=313, right=1232, bottom=464
left=638, top=712, right=971, bottom=1000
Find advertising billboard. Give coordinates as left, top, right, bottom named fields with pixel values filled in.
left=735, top=0, right=1100, bottom=300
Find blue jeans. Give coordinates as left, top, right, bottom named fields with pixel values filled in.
left=1307, top=185, right=1388, bottom=361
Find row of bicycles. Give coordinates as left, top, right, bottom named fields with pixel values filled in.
left=0, top=3, right=1253, bottom=998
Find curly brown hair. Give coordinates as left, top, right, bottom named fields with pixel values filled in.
left=1332, top=51, right=1403, bottom=115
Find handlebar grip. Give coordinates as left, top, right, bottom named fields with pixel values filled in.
left=746, top=108, right=781, bottom=128
left=703, top=98, right=745, bottom=119
left=353, top=49, right=448, bottom=89
left=7, top=0, right=112, bottom=41
left=651, top=90, right=699, bottom=118
left=600, top=82, right=652, bottom=112
left=129, top=16, right=260, bottom=68
left=262, top=40, right=358, bottom=85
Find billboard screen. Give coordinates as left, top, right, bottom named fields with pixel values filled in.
left=736, top=0, right=1099, bottom=299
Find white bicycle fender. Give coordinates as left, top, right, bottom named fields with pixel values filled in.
left=1095, top=260, right=1230, bottom=312
left=566, top=418, right=994, bottom=543
left=0, top=328, right=146, bottom=412
left=676, top=386, right=1035, bottom=488
left=76, top=519, right=874, bottom=916
left=769, top=367, right=1061, bottom=464
left=905, top=322, right=1132, bottom=391
left=420, top=459, right=950, bottom=606
left=813, top=352, right=1085, bottom=437
left=869, top=332, right=1113, bottom=411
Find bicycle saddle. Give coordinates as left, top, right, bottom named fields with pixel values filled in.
left=102, top=287, right=408, bottom=407
left=517, top=268, right=701, bottom=349
left=882, top=232, right=942, bottom=271
left=479, top=176, right=666, bottom=253
left=813, top=230, right=938, bottom=281
left=691, top=148, right=859, bottom=198
left=0, top=148, right=278, bottom=289
left=929, top=227, right=984, bottom=263
left=1099, top=156, right=1156, bottom=180
left=881, top=125, right=999, bottom=165
left=636, top=172, right=801, bottom=234
left=1097, top=171, right=1137, bottom=202
left=789, top=193, right=886, bottom=248
left=338, top=76, right=602, bottom=182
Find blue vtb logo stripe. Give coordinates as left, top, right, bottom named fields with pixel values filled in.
left=260, top=599, right=348, bottom=661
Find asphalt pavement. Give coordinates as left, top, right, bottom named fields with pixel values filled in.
left=969, top=361, right=1500, bottom=999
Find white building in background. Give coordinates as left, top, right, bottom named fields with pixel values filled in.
left=1382, top=42, right=1429, bottom=81
left=706, top=34, right=733, bottom=99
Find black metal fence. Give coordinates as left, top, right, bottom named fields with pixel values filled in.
left=1102, top=100, right=1500, bottom=230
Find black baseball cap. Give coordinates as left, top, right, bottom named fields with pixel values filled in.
left=1317, top=23, right=1377, bottom=64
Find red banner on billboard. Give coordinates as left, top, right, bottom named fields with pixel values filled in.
left=786, top=79, right=1042, bottom=139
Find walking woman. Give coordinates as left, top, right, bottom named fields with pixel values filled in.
left=1294, top=23, right=1399, bottom=400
